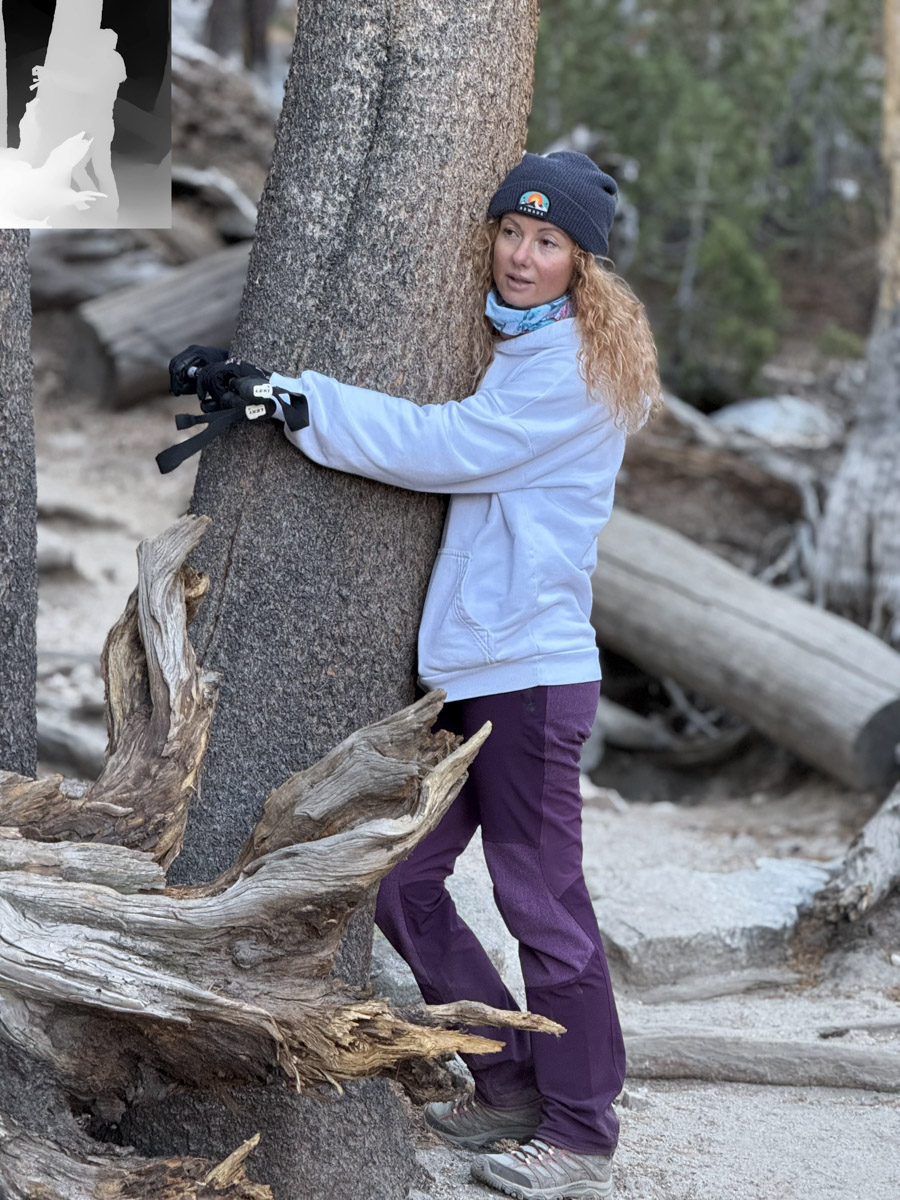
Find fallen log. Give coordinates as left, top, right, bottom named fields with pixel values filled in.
left=624, top=1029, right=900, bottom=1092
left=69, top=242, right=251, bottom=406
left=591, top=508, right=900, bottom=789
left=811, top=783, right=900, bottom=921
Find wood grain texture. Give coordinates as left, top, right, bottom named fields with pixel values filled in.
left=0, top=515, right=221, bottom=868
left=592, top=508, right=900, bottom=788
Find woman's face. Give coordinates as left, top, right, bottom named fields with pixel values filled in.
left=492, top=212, right=576, bottom=308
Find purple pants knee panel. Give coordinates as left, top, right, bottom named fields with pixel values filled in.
left=374, top=683, right=624, bottom=1153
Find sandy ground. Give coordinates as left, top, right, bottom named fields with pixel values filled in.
left=31, top=373, right=900, bottom=1199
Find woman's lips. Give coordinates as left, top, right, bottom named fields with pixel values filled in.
left=504, top=274, right=533, bottom=290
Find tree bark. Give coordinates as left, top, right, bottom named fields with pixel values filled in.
left=137, top=2, right=541, bottom=1196
left=813, top=1, right=900, bottom=641
left=206, top=0, right=243, bottom=59
left=591, top=508, right=900, bottom=789
left=881, top=0, right=900, bottom=317
left=0, top=517, right=558, bottom=1196
left=0, top=231, right=37, bottom=777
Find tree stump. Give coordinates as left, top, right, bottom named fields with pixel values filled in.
left=0, top=517, right=560, bottom=1197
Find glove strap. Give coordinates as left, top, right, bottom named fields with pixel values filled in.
left=156, top=405, right=247, bottom=474
left=155, top=393, right=310, bottom=474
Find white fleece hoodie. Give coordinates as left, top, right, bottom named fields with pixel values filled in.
left=269, top=318, right=626, bottom=701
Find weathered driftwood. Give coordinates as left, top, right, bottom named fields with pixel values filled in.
left=0, top=515, right=220, bottom=868
left=70, top=242, right=250, bottom=406
left=0, top=1122, right=272, bottom=1200
left=811, top=783, right=900, bottom=921
left=592, top=508, right=900, bottom=788
left=624, top=1029, right=900, bottom=1092
left=0, top=719, right=563, bottom=1102
left=0, top=516, right=561, bottom=1196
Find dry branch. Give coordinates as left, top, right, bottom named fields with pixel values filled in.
left=0, top=1118, right=272, bottom=1200
left=811, top=783, right=900, bottom=921
left=624, top=1029, right=900, bottom=1092
left=0, top=515, right=561, bottom=1154
left=0, top=514, right=220, bottom=868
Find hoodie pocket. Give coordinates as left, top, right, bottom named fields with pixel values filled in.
left=418, top=549, right=495, bottom=675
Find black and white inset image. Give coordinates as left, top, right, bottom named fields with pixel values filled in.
left=1, top=0, right=171, bottom=227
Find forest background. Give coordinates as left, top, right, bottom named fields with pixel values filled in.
left=529, top=0, right=884, bottom=403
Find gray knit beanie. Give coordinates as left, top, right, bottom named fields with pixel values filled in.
left=488, top=151, right=618, bottom=257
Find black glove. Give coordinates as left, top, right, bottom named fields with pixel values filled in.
left=168, top=345, right=228, bottom=396
left=195, top=357, right=271, bottom=412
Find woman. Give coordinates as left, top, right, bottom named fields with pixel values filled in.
left=179, top=150, right=662, bottom=1200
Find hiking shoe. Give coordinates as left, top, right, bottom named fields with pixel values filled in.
left=424, top=1093, right=542, bottom=1150
left=470, top=1137, right=614, bottom=1199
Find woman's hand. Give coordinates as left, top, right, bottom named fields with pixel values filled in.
left=168, top=345, right=229, bottom=396
left=195, top=358, right=271, bottom=412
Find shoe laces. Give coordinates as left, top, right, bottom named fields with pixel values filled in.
left=511, top=1138, right=556, bottom=1165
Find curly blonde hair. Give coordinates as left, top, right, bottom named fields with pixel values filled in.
left=467, top=219, right=663, bottom=435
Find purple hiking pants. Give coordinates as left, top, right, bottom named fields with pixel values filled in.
left=375, top=683, right=626, bottom=1155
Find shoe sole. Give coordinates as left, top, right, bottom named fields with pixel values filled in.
left=470, top=1158, right=612, bottom=1200
left=424, top=1114, right=541, bottom=1151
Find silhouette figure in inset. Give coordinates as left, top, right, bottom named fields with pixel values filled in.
left=0, top=132, right=104, bottom=226
left=19, top=26, right=126, bottom=220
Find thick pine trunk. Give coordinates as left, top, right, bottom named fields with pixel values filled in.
left=133, top=2, right=540, bottom=1197
left=0, top=231, right=37, bottom=777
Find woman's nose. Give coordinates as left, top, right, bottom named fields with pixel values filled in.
left=511, top=240, right=532, bottom=265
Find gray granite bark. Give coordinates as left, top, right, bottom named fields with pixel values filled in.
left=0, top=231, right=37, bottom=777
left=135, top=2, right=540, bottom=1198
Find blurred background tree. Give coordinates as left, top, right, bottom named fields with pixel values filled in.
left=530, top=0, right=885, bottom=403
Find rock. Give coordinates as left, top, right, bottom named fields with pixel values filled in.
left=590, top=856, right=833, bottom=987
left=709, top=395, right=844, bottom=448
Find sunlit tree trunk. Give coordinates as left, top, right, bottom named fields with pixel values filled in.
left=121, top=1, right=541, bottom=1197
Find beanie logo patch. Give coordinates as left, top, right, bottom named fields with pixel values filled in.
left=517, top=190, right=550, bottom=218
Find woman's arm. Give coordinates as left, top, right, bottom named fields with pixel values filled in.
left=269, top=367, right=598, bottom=494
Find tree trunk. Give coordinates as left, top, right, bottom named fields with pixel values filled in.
left=881, top=0, right=900, bottom=317
left=244, top=0, right=277, bottom=71
left=0, top=517, right=556, bottom=1195
left=131, top=2, right=540, bottom=1197
left=206, top=0, right=243, bottom=59
left=814, top=1, right=900, bottom=641
left=0, top=231, right=37, bottom=777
